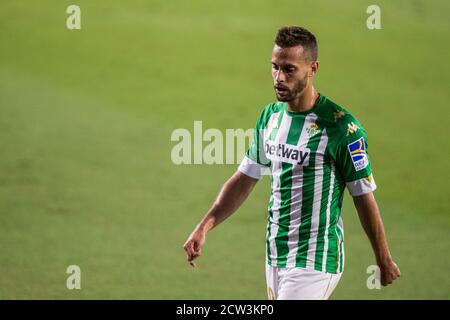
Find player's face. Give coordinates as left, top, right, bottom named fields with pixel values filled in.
left=271, top=45, right=316, bottom=102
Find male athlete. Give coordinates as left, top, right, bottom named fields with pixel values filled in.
left=184, top=26, right=400, bottom=299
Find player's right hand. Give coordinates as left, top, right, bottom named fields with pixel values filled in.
left=183, top=228, right=206, bottom=267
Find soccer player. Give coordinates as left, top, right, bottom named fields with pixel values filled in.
left=183, top=26, right=400, bottom=299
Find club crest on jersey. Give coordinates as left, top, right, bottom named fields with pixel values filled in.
left=264, top=140, right=310, bottom=166
left=347, top=137, right=368, bottom=171
left=306, top=123, right=321, bottom=137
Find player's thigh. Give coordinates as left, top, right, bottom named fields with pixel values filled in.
left=277, top=267, right=342, bottom=300
left=323, top=272, right=342, bottom=300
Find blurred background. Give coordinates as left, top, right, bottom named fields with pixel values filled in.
left=0, top=0, right=449, bottom=299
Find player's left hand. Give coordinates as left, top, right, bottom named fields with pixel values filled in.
left=379, top=260, right=401, bottom=286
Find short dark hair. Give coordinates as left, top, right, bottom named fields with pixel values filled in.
left=274, top=26, right=318, bottom=61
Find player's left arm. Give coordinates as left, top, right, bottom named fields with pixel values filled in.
left=334, top=114, right=400, bottom=286
left=353, top=192, right=401, bottom=286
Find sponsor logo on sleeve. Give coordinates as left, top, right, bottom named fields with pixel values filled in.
left=348, top=137, right=368, bottom=171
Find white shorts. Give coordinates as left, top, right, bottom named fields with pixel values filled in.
left=265, top=264, right=342, bottom=300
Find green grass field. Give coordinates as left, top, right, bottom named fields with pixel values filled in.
left=1, top=0, right=449, bottom=299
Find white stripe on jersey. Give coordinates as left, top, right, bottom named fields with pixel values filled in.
left=268, top=111, right=291, bottom=265
left=286, top=113, right=318, bottom=266
left=264, top=111, right=281, bottom=141
left=306, top=128, right=329, bottom=269
left=337, top=217, right=345, bottom=272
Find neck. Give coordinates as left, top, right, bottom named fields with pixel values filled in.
left=286, top=85, right=319, bottom=113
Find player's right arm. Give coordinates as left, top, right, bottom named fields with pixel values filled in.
left=184, top=104, right=273, bottom=266
left=183, top=170, right=258, bottom=266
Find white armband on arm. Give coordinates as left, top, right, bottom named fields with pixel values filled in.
left=238, top=156, right=267, bottom=180
left=346, top=174, right=377, bottom=196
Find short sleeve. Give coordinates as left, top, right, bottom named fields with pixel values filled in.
left=238, top=109, right=271, bottom=180
left=335, top=124, right=377, bottom=196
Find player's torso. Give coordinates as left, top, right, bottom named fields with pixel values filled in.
left=262, top=98, right=349, bottom=272
left=262, top=102, right=342, bottom=189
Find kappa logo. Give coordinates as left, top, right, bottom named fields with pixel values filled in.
left=265, top=140, right=310, bottom=166
left=306, top=123, right=321, bottom=137
left=346, top=122, right=359, bottom=136
left=348, top=137, right=368, bottom=171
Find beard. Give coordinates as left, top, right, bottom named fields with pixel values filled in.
left=275, top=74, right=308, bottom=102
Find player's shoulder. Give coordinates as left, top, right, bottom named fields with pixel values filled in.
left=261, top=101, right=284, bottom=116
left=316, top=94, right=367, bottom=138
left=256, top=101, right=284, bottom=127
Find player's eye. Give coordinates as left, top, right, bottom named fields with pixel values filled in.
left=286, top=67, right=296, bottom=73
left=272, top=63, right=279, bottom=70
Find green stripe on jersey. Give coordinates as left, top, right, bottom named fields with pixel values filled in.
left=295, top=129, right=323, bottom=267
left=266, top=109, right=285, bottom=265
left=313, top=158, right=332, bottom=271
left=275, top=116, right=305, bottom=267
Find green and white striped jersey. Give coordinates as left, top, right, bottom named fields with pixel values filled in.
left=238, top=94, right=376, bottom=274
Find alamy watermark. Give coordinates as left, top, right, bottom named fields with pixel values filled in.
left=171, top=121, right=253, bottom=165
left=366, top=265, right=381, bottom=289
left=66, top=5, right=81, bottom=30
left=66, top=265, right=81, bottom=290
left=366, top=5, right=381, bottom=30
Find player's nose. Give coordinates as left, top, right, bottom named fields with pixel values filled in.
left=274, top=70, right=286, bottom=82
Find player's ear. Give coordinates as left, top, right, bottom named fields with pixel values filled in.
left=309, top=61, right=319, bottom=77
